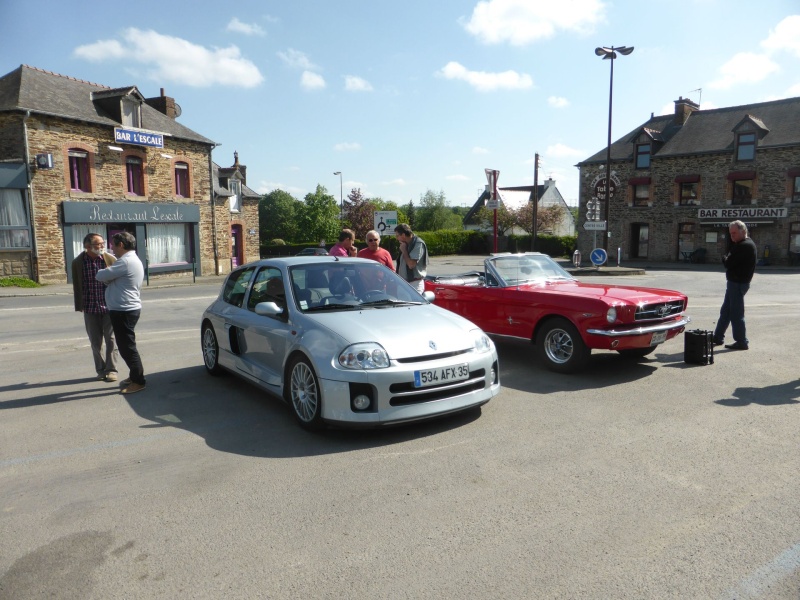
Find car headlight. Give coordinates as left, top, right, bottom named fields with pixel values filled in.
left=471, top=329, right=493, bottom=353
left=606, top=306, right=617, bottom=323
left=338, top=343, right=390, bottom=369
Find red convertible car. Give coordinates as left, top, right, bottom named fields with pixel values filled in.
left=424, top=253, right=690, bottom=373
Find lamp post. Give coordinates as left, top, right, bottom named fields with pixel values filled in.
left=333, top=171, right=343, bottom=219
left=595, top=45, right=633, bottom=251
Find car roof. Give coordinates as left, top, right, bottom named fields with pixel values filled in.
left=241, top=256, right=374, bottom=268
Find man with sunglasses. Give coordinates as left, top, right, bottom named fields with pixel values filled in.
left=357, top=230, right=394, bottom=270
left=71, top=233, right=119, bottom=382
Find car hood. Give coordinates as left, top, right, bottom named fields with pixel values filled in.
left=305, top=304, right=479, bottom=359
left=520, top=280, right=686, bottom=305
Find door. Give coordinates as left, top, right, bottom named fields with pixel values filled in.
left=630, top=224, right=649, bottom=259
left=231, top=224, right=243, bottom=268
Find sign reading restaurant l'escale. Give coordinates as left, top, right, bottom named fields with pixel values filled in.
left=62, top=202, right=200, bottom=224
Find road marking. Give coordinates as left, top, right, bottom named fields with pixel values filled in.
left=724, top=542, right=800, bottom=599
left=1, top=329, right=197, bottom=354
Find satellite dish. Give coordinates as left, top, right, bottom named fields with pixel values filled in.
left=174, top=103, right=182, bottom=118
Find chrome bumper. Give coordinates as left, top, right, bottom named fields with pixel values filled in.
left=587, top=316, right=691, bottom=337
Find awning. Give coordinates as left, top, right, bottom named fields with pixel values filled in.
left=0, top=163, right=27, bottom=189
left=726, top=170, right=756, bottom=181
left=628, top=176, right=651, bottom=185
left=675, top=174, right=701, bottom=183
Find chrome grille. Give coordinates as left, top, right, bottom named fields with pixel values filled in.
left=635, top=300, right=685, bottom=321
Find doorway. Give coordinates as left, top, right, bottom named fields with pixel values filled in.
left=231, top=225, right=243, bottom=268
left=630, top=223, right=649, bottom=259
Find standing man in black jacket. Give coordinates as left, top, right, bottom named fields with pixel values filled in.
left=713, top=220, right=757, bottom=350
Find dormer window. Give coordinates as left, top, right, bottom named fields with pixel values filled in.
left=635, top=143, right=651, bottom=169
left=229, top=179, right=242, bottom=212
left=122, top=98, right=141, bottom=128
left=736, top=132, right=756, bottom=161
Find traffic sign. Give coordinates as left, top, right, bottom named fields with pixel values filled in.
left=590, top=248, right=608, bottom=266
left=583, top=221, right=607, bottom=231
left=593, top=178, right=617, bottom=200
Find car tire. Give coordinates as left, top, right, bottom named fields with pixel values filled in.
left=286, top=357, right=324, bottom=430
left=201, top=324, right=225, bottom=376
left=617, top=347, right=657, bottom=359
left=536, top=318, right=590, bottom=373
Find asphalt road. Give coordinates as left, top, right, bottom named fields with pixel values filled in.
left=1, top=265, right=799, bottom=599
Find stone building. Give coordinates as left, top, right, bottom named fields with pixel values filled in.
left=0, top=65, right=261, bottom=283
left=576, top=96, right=800, bottom=264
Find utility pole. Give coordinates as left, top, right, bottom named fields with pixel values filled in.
left=529, top=153, right=540, bottom=251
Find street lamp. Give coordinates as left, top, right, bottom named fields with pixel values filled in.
left=595, top=45, right=633, bottom=252
left=333, top=171, right=343, bottom=219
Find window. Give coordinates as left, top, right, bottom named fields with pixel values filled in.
left=248, top=267, right=285, bottom=312
left=731, top=179, right=753, bottom=205
left=229, top=179, right=241, bottom=212
left=635, top=143, right=651, bottom=169
left=0, top=188, right=30, bottom=249
left=222, top=266, right=256, bottom=308
left=790, top=222, right=800, bottom=252
left=121, top=98, right=141, bottom=128
left=680, top=182, right=698, bottom=205
left=736, top=132, right=756, bottom=161
left=126, top=156, right=144, bottom=195
left=633, top=184, right=649, bottom=207
left=793, top=176, right=800, bottom=203
left=175, top=162, right=190, bottom=198
left=68, top=150, right=90, bottom=192
left=147, top=224, right=189, bottom=265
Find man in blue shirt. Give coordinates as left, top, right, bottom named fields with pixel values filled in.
left=96, top=232, right=146, bottom=394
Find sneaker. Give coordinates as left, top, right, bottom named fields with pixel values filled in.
left=724, top=342, right=749, bottom=350
left=120, top=378, right=131, bottom=387
left=104, top=372, right=118, bottom=382
left=121, top=382, right=146, bottom=394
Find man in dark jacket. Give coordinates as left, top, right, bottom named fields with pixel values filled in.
left=713, top=220, right=757, bottom=350
left=72, top=233, right=119, bottom=380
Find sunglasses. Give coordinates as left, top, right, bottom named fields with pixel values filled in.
left=367, top=238, right=379, bottom=242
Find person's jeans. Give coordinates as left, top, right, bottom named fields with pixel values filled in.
left=109, top=309, right=145, bottom=385
left=84, top=312, right=118, bottom=376
left=713, top=280, right=750, bottom=345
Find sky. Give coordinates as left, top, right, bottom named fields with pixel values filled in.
left=2, top=1, right=800, bottom=209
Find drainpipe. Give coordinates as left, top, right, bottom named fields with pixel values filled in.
left=208, top=144, right=220, bottom=275
left=21, top=111, right=40, bottom=282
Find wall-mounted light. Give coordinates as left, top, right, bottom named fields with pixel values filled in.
left=34, top=153, right=53, bottom=169
left=248, top=229, right=256, bottom=235
left=160, top=153, right=173, bottom=159
left=108, top=145, right=124, bottom=152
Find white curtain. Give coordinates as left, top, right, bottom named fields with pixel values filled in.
left=71, top=224, right=99, bottom=257
left=147, top=223, right=188, bottom=265
left=0, top=188, right=30, bottom=248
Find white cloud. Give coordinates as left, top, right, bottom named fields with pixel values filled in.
left=707, top=52, right=780, bottom=90
left=761, top=15, right=800, bottom=58
left=345, top=76, right=374, bottom=92
left=547, top=96, right=569, bottom=108
left=334, top=142, right=361, bottom=151
left=438, top=61, right=533, bottom=91
left=256, top=182, right=306, bottom=196
left=381, top=178, right=408, bottom=186
left=226, top=18, right=265, bottom=36
left=461, top=0, right=606, bottom=46
left=301, top=71, right=326, bottom=90
left=545, top=143, right=584, bottom=158
left=73, top=28, right=264, bottom=88
left=472, top=146, right=489, bottom=154
left=278, top=48, right=317, bottom=70
left=446, top=174, right=470, bottom=181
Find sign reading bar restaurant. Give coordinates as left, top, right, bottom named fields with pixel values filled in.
left=63, top=201, right=199, bottom=224
left=698, top=207, right=787, bottom=219
left=114, top=127, right=164, bottom=148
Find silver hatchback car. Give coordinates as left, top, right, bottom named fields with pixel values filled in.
left=201, top=256, right=501, bottom=430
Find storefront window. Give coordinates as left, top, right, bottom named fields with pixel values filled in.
left=147, top=223, right=189, bottom=265
left=0, top=188, right=31, bottom=249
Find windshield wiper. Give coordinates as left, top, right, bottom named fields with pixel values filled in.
left=305, top=303, right=361, bottom=312
left=360, top=299, right=423, bottom=307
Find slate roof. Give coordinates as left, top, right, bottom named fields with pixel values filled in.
left=0, top=65, right=215, bottom=146
left=578, top=95, right=800, bottom=166
left=212, top=162, right=260, bottom=199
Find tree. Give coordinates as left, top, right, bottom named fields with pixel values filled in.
left=259, top=189, right=300, bottom=242
left=415, top=189, right=462, bottom=231
left=475, top=203, right=516, bottom=235
left=401, top=200, right=416, bottom=229
left=297, top=185, right=341, bottom=245
left=343, top=188, right=376, bottom=239
left=514, top=203, right=564, bottom=235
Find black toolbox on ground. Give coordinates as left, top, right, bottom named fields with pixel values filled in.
left=684, top=329, right=714, bottom=365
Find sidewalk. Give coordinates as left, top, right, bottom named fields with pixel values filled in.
left=1, top=255, right=795, bottom=298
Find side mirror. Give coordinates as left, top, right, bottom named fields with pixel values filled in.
left=254, top=301, right=284, bottom=316
left=422, top=291, right=435, bottom=302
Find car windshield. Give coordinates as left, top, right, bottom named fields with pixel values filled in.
left=487, top=254, right=575, bottom=287
left=289, top=262, right=426, bottom=312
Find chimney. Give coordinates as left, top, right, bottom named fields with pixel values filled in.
left=674, top=96, right=699, bottom=126
left=231, top=151, right=246, bottom=185
left=145, top=88, right=179, bottom=119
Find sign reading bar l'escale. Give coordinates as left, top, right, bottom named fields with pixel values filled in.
left=114, top=127, right=164, bottom=148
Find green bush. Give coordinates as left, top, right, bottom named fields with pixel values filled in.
left=0, top=276, right=40, bottom=288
